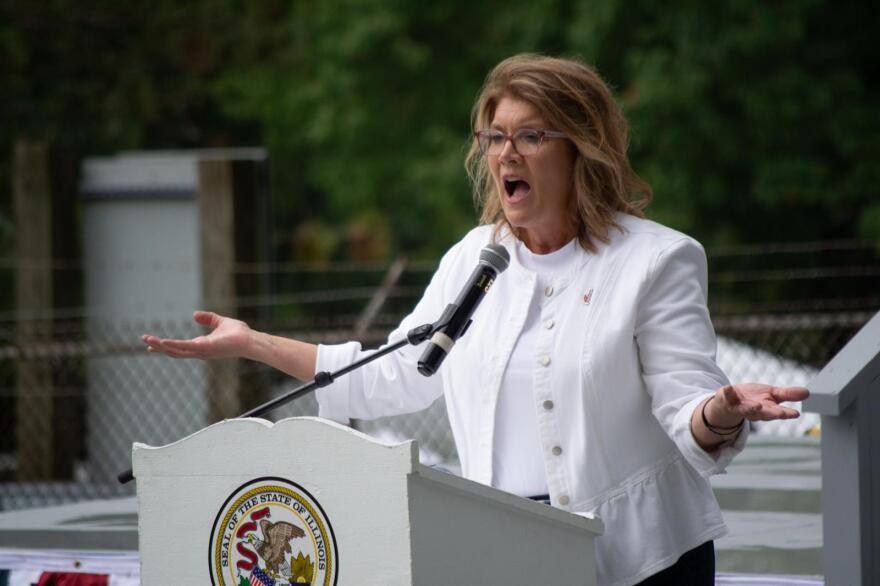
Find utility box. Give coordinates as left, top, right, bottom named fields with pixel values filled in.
left=78, top=149, right=270, bottom=482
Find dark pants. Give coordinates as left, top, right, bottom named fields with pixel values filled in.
left=636, top=541, right=715, bottom=585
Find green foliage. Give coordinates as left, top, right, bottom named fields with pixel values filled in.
left=566, top=0, right=879, bottom=247
left=1, top=0, right=877, bottom=263
left=208, top=0, right=574, bottom=258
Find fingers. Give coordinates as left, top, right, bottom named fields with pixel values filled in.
left=743, top=401, right=802, bottom=422
left=142, top=334, right=206, bottom=359
left=159, top=337, right=207, bottom=353
left=752, top=386, right=808, bottom=421
left=155, top=346, right=202, bottom=359
left=770, top=386, right=810, bottom=403
left=142, top=334, right=163, bottom=351
left=728, top=383, right=810, bottom=418
left=719, top=385, right=762, bottom=419
left=778, top=406, right=802, bottom=419
left=753, top=406, right=801, bottom=421
left=195, top=310, right=230, bottom=331
left=143, top=310, right=227, bottom=359
left=737, top=400, right=763, bottom=417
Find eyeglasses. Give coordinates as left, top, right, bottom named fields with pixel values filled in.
left=474, top=128, right=568, bottom=156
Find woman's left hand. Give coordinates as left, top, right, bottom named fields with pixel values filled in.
left=706, top=383, right=810, bottom=428
left=692, top=383, right=810, bottom=451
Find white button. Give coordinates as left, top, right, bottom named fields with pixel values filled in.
left=543, top=400, right=554, bottom=410
left=544, top=285, right=554, bottom=297
left=558, top=495, right=570, bottom=506
left=540, top=355, right=551, bottom=366
left=544, top=319, right=555, bottom=329
left=552, top=446, right=563, bottom=456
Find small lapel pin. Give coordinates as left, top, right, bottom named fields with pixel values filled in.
left=583, top=288, right=593, bottom=305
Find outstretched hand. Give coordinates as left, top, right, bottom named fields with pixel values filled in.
left=713, top=383, right=810, bottom=423
left=142, top=310, right=253, bottom=360
left=692, top=382, right=810, bottom=451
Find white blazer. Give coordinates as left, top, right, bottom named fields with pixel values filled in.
left=317, top=214, right=746, bottom=586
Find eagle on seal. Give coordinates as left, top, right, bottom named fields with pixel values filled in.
left=247, top=519, right=306, bottom=577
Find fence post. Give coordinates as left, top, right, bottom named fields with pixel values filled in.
left=198, top=159, right=239, bottom=421
left=13, top=139, right=53, bottom=481
left=197, top=153, right=271, bottom=420
left=12, top=139, right=82, bottom=481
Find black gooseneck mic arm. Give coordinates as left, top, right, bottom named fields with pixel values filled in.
left=117, top=322, right=438, bottom=485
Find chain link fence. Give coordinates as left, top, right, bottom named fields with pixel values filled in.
left=1, top=248, right=878, bottom=511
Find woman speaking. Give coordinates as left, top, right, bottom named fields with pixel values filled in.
left=144, top=54, right=809, bottom=585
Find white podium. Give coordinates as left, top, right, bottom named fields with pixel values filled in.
left=133, top=417, right=603, bottom=585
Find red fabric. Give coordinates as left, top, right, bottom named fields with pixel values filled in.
left=36, top=573, right=109, bottom=586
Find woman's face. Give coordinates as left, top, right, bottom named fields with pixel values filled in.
left=488, top=95, right=577, bottom=253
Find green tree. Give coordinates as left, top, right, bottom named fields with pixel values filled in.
left=3, top=0, right=877, bottom=265
left=566, top=0, right=880, bottom=248
left=210, top=0, right=574, bottom=258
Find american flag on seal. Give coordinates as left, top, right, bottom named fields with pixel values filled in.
left=247, top=567, right=276, bottom=586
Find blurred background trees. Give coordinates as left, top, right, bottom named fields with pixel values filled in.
left=2, top=0, right=877, bottom=263
left=0, top=0, right=876, bottom=497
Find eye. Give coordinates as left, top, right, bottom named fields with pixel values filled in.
left=517, top=130, right=542, bottom=146
left=487, top=131, right=506, bottom=145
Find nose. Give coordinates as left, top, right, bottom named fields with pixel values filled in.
left=498, top=136, right=521, bottom=164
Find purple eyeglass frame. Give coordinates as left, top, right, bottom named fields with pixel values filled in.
left=474, top=129, right=569, bottom=156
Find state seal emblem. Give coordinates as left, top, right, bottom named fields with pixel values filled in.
left=209, top=477, right=338, bottom=586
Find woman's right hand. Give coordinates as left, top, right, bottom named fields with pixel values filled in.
left=142, top=310, right=254, bottom=361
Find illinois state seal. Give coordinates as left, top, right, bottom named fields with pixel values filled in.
left=209, top=477, right=338, bottom=586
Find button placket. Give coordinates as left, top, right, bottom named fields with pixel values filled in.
left=537, top=275, right=575, bottom=512
left=533, top=263, right=584, bottom=512
left=533, top=288, right=566, bottom=506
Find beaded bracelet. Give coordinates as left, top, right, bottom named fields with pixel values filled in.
left=701, top=397, right=744, bottom=436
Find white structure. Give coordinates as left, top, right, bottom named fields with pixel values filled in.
left=803, top=309, right=880, bottom=585
left=79, top=149, right=268, bottom=483
left=80, top=152, right=206, bottom=483
left=134, top=417, right=604, bottom=585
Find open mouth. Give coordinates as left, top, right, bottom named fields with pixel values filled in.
left=504, top=178, right=531, bottom=201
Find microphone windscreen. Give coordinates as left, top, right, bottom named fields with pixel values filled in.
left=480, top=244, right=510, bottom=274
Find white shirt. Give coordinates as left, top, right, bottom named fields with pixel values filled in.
left=493, top=238, right=579, bottom=497
left=316, top=215, right=746, bottom=586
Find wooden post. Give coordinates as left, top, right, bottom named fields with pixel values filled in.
left=229, top=158, right=272, bottom=411
left=197, top=154, right=271, bottom=421
left=198, top=159, right=240, bottom=421
left=12, top=140, right=82, bottom=481
left=13, top=139, right=54, bottom=481
left=47, top=146, right=83, bottom=478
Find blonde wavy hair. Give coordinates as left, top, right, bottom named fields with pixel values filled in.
left=465, top=54, right=652, bottom=252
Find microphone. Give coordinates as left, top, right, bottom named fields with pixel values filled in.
left=418, top=243, right=510, bottom=376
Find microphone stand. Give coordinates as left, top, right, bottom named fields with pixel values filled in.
left=117, top=322, right=438, bottom=484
